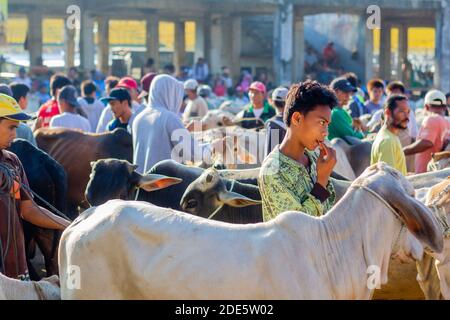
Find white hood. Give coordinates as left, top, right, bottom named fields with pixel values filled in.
left=147, top=74, right=184, bottom=114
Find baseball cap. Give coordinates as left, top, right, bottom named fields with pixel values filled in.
left=424, top=89, right=447, bottom=107
left=138, top=73, right=157, bottom=99
left=117, top=76, right=138, bottom=91
left=58, top=85, right=80, bottom=107
left=184, top=79, right=199, bottom=91
left=0, top=93, right=32, bottom=121
left=330, top=77, right=357, bottom=93
left=101, top=88, right=131, bottom=103
left=249, top=81, right=266, bottom=94
left=272, top=87, right=289, bottom=102
left=197, top=85, right=212, bottom=97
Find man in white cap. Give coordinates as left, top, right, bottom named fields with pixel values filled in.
left=264, top=87, right=289, bottom=156
left=404, top=89, right=450, bottom=173
left=182, top=79, right=208, bottom=122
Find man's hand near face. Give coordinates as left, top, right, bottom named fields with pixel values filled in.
left=316, top=142, right=337, bottom=188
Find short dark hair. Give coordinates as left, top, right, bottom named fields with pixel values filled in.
left=367, top=78, right=385, bottom=91
left=274, top=100, right=285, bottom=110
left=81, top=80, right=97, bottom=96
left=50, top=74, right=71, bottom=97
left=284, top=80, right=337, bottom=127
left=105, top=76, right=119, bottom=91
left=386, top=81, right=406, bottom=94
left=344, top=72, right=358, bottom=88
left=384, top=94, right=408, bottom=114
left=9, top=82, right=30, bottom=102
left=446, top=92, right=450, bottom=100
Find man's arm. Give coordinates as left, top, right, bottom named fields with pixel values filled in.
left=20, top=200, right=71, bottom=231
left=33, top=117, right=43, bottom=131
left=403, top=139, right=434, bottom=156
left=331, top=110, right=364, bottom=139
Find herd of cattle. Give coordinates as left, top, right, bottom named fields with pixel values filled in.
left=1, top=107, right=450, bottom=299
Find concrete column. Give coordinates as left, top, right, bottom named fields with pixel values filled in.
left=174, top=20, right=186, bottom=73
left=379, top=22, right=391, bottom=80
left=79, top=11, right=95, bottom=71
left=357, top=15, right=374, bottom=84
left=97, top=16, right=109, bottom=75
left=65, top=25, right=76, bottom=70
left=209, top=14, right=222, bottom=75
left=435, top=2, right=450, bottom=93
left=204, top=15, right=212, bottom=68
left=146, top=15, right=160, bottom=71
left=27, top=10, right=43, bottom=68
left=194, top=18, right=205, bottom=63
left=273, top=3, right=294, bottom=85
left=398, top=25, right=408, bottom=84
left=293, top=15, right=305, bottom=83
left=219, top=16, right=241, bottom=77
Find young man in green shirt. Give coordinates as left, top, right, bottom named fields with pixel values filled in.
left=259, top=80, right=338, bottom=220
left=370, top=95, right=409, bottom=176
left=327, top=77, right=365, bottom=141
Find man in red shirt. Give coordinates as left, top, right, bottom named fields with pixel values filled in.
left=0, top=93, right=71, bottom=280
left=34, top=74, right=71, bottom=130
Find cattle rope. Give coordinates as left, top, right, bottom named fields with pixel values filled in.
left=207, top=179, right=236, bottom=220
left=350, top=183, right=405, bottom=253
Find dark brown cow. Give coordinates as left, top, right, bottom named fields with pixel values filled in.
left=34, top=128, right=133, bottom=219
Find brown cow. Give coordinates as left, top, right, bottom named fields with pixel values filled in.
left=34, top=128, right=133, bottom=219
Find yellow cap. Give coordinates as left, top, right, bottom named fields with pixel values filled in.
left=0, top=93, right=32, bottom=121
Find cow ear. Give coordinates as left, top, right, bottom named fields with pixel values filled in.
left=218, top=190, right=261, bottom=207
left=137, top=173, right=182, bottom=192
left=370, top=181, right=443, bottom=253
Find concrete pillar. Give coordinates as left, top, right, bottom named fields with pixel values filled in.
left=65, top=25, right=76, bottom=70
left=220, top=16, right=241, bottom=79
left=194, top=18, right=205, bottom=63
left=174, top=20, right=186, bottom=73
left=273, top=3, right=294, bottom=85
left=357, top=15, right=374, bottom=84
left=398, top=25, right=408, bottom=84
left=435, top=2, right=450, bottom=93
left=97, top=16, right=109, bottom=75
left=293, top=15, right=305, bottom=83
left=146, top=15, right=160, bottom=71
left=209, top=14, right=222, bottom=75
left=379, top=22, right=391, bottom=80
left=204, top=16, right=212, bottom=70
left=27, top=10, right=43, bottom=68
left=79, top=11, right=95, bottom=71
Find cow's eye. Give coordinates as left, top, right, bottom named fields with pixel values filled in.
left=206, top=174, right=213, bottom=183
left=186, top=199, right=198, bottom=209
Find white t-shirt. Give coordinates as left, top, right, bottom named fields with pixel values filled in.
left=49, top=112, right=92, bottom=132
left=183, top=96, right=209, bottom=122
left=253, top=108, right=264, bottom=119
left=77, top=97, right=105, bottom=132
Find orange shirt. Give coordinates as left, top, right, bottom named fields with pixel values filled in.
left=415, top=114, right=450, bottom=173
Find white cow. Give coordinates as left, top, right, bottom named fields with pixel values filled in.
left=0, top=273, right=60, bottom=300
left=59, top=163, right=442, bottom=300
left=373, top=178, right=450, bottom=300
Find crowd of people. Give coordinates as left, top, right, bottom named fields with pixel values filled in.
left=0, top=57, right=450, bottom=282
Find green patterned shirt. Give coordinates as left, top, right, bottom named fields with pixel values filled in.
left=258, top=146, right=336, bottom=221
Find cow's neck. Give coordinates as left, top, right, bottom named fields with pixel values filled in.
left=321, top=187, right=401, bottom=299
